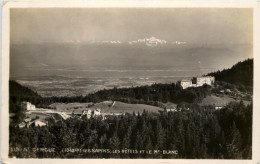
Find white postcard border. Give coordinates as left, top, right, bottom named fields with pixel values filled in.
left=1, top=1, right=260, bottom=164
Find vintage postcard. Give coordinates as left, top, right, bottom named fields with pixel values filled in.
left=1, top=1, right=260, bottom=164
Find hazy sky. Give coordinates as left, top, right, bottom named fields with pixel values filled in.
left=10, top=8, right=253, bottom=45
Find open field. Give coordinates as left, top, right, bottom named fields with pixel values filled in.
left=49, top=101, right=163, bottom=114
left=89, top=101, right=163, bottom=113
left=49, top=102, right=93, bottom=111
left=25, top=113, right=52, bottom=120
left=199, top=95, right=252, bottom=106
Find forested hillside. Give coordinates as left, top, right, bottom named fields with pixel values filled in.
left=9, top=80, right=41, bottom=104
left=207, top=59, right=253, bottom=87
left=9, top=81, right=42, bottom=126
left=8, top=59, right=253, bottom=159
left=10, top=80, right=213, bottom=108
left=9, top=101, right=252, bottom=159
left=36, top=83, right=212, bottom=108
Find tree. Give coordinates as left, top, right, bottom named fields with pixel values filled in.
left=226, top=122, right=243, bottom=159
left=108, top=132, right=120, bottom=158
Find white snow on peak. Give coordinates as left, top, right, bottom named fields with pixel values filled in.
left=91, top=40, right=122, bottom=44
left=129, top=37, right=167, bottom=47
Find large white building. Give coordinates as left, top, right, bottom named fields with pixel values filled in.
left=196, top=76, right=215, bottom=87
left=180, top=76, right=215, bottom=89
left=22, top=102, right=36, bottom=110
left=180, top=79, right=193, bottom=89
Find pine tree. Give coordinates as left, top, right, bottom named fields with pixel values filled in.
left=108, top=132, right=120, bottom=158
left=226, top=122, right=243, bottom=159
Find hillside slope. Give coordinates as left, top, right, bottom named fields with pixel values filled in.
left=10, top=80, right=41, bottom=98
left=49, top=101, right=163, bottom=114
left=207, top=59, right=253, bottom=87
left=89, top=101, right=163, bottom=113
left=9, top=80, right=42, bottom=106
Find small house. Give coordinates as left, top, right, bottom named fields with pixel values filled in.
left=30, top=119, right=47, bottom=127
left=18, top=122, right=27, bottom=128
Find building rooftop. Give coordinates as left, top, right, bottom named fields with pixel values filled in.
left=197, top=76, right=214, bottom=78
left=181, top=79, right=192, bottom=82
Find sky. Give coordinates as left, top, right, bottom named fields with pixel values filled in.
left=10, top=8, right=253, bottom=45
left=9, top=8, right=253, bottom=78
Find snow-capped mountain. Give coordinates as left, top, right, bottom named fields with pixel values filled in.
left=91, top=40, right=122, bottom=44
left=129, top=37, right=167, bottom=47
left=72, top=37, right=187, bottom=47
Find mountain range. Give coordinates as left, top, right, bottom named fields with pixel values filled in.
left=10, top=37, right=253, bottom=78
left=60, top=37, right=185, bottom=47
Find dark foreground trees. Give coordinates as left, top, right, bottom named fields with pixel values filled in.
left=9, top=101, right=252, bottom=159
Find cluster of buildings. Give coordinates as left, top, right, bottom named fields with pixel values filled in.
left=18, top=101, right=124, bottom=128
left=73, top=108, right=101, bottom=119
left=18, top=107, right=104, bottom=128
left=180, top=76, right=215, bottom=89
left=18, top=117, right=48, bottom=128
left=18, top=102, right=49, bottom=128
left=74, top=108, right=125, bottom=120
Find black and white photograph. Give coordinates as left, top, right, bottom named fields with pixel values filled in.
left=1, top=1, right=260, bottom=162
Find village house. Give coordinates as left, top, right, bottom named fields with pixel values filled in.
left=73, top=108, right=102, bottom=119
left=30, top=119, right=48, bottom=127
left=93, top=108, right=101, bottom=116
left=166, top=108, right=177, bottom=112
left=18, top=122, right=27, bottom=128
left=18, top=118, right=47, bottom=128
left=81, top=109, right=92, bottom=119
left=164, top=103, right=178, bottom=112
left=214, top=103, right=227, bottom=110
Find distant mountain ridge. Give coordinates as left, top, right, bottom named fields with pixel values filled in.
left=68, top=37, right=185, bottom=47
left=207, top=59, right=253, bottom=87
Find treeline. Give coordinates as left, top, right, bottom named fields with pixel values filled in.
left=9, top=101, right=252, bottom=159
left=9, top=80, right=213, bottom=108
left=207, top=59, right=253, bottom=88
left=37, top=83, right=212, bottom=107
left=9, top=81, right=42, bottom=127
left=9, top=80, right=41, bottom=102
left=9, top=80, right=41, bottom=110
